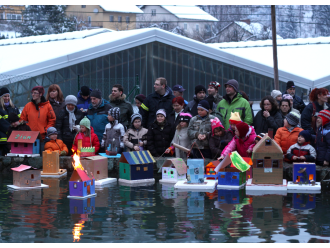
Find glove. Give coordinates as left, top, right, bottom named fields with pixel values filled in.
left=60, top=151, right=67, bottom=156
left=73, top=125, right=80, bottom=132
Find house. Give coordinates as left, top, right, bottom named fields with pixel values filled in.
left=81, top=155, right=107, bottom=181
left=187, top=159, right=204, bottom=184
left=0, top=5, right=25, bottom=22
left=137, top=5, right=218, bottom=38
left=118, top=151, right=155, bottom=183
left=205, top=161, right=219, bottom=180
left=251, top=134, right=283, bottom=184
left=68, top=168, right=96, bottom=198
left=70, top=198, right=95, bottom=214
left=41, top=150, right=67, bottom=177
left=293, top=193, right=316, bottom=210
left=293, top=163, right=316, bottom=184
left=11, top=164, right=41, bottom=188
left=65, top=5, right=143, bottom=31
left=160, top=158, right=187, bottom=183
left=7, top=131, right=40, bottom=157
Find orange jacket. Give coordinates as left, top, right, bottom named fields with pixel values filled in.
left=20, top=98, right=56, bottom=140
left=44, top=139, right=69, bottom=155
left=274, top=126, right=303, bottom=155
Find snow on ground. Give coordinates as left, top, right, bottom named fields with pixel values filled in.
left=0, top=30, right=21, bottom=39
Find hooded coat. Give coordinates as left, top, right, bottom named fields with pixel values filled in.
left=254, top=109, right=283, bottom=135
left=123, top=127, right=148, bottom=152
left=20, top=96, right=56, bottom=140
left=188, top=114, right=215, bottom=149
left=301, top=101, right=330, bottom=135
left=274, top=126, right=303, bottom=156
left=76, top=88, right=92, bottom=111
left=72, top=127, right=100, bottom=153
left=101, top=120, right=126, bottom=149
left=315, top=122, right=330, bottom=164
left=109, top=94, right=134, bottom=129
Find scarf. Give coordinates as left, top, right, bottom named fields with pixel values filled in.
left=4, top=102, right=10, bottom=107
left=66, top=106, right=76, bottom=131
left=93, top=99, right=102, bottom=109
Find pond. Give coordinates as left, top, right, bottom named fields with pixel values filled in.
left=0, top=174, right=330, bottom=243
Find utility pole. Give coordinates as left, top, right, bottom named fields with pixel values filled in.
left=271, top=5, right=279, bottom=90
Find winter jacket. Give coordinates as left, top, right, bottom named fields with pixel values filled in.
left=206, top=94, right=223, bottom=105
left=101, top=120, right=125, bottom=149
left=7, top=121, right=31, bottom=139
left=86, top=99, right=112, bottom=144
left=221, top=126, right=256, bottom=158
left=187, top=96, right=216, bottom=117
left=20, top=96, right=56, bottom=140
left=188, top=114, right=215, bottom=149
left=315, top=122, right=330, bottom=163
left=170, top=125, right=191, bottom=159
left=166, top=109, right=190, bottom=133
left=48, top=98, right=66, bottom=119
left=274, top=126, right=303, bottom=155
left=44, top=139, right=69, bottom=155
left=254, top=109, right=283, bottom=135
left=301, top=101, right=330, bottom=135
left=147, top=121, right=175, bottom=157
left=55, top=106, right=84, bottom=151
left=76, top=88, right=92, bottom=111
left=216, top=93, right=253, bottom=130
left=0, top=108, right=10, bottom=144
left=109, top=94, right=134, bottom=129
left=209, top=131, right=234, bottom=159
left=123, top=127, right=148, bottom=152
left=286, top=142, right=316, bottom=162
left=72, top=127, right=100, bottom=154
left=1, top=104, right=20, bottom=117
left=141, top=86, right=175, bottom=128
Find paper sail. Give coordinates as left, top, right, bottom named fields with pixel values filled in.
left=230, top=151, right=250, bottom=172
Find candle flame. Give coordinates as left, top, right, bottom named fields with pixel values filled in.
left=72, top=152, right=84, bottom=171
left=73, top=220, right=85, bottom=242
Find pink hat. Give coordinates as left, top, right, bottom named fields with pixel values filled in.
left=283, top=94, right=293, bottom=100
left=211, top=117, right=224, bottom=136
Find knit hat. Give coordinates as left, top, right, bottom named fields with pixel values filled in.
left=47, top=127, right=58, bottom=137
left=131, top=113, right=142, bottom=124
left=255, top=133, right=265, bottom=141
left=271, top=90, right=282, bottom=99
left=283, top=94, right=293, bottom=100
left=80, top=86, right=90, bottom=96
left=90, top=89, right=102, bottom=99
left=209, top=81, right=221, bottom=90
left=8, top=112, right=19, bottom=123
left=211, top=117, right=224, bottom=136
left=65, top=95, right=78, bottom=106
left=31, top=86, right=45, bottom=96
left=286, top=112, right=300, bottom=126
left=80, top=116, right=91, bottom=129
left=286, top=81, right=295, bottom=90
left=318, top=110, right=330, bottom=126
left=229, top=112, right=242, bottom=125
left=135, top=94, right=146, bottom=103
left=195, top=85, right=206, bottom=95
left=197, top=100, right=210, bottom=112
left=0, top=87, right=10, bottom=97
left=108, top=107, right=120, bottom=120
left=178, top=112, right=192, bottom=124
left=236, top=122, right=249, bottom=138
left=156, top=109, right=166, bottom=117
left=299, top=130, right=311, bottom=142
left=225, top=79, right=239, bottom=92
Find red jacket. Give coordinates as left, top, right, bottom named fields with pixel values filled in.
left=72, top=127, right=100, bottom=153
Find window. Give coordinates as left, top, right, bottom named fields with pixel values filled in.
left=184, top=23, right=187, bottom=30
left=170, top=170, right=173, bottom=174
left=232, top=175, right=237, bottom=179
left=163, top=23, right=168, bottom=29
left=144, top=167, right=148, bottom=171
left=151, top=9, right=156, bottom=16
left=257, top=160, right=264, bottom=168
left=272, top=160, right=279, bottom=168
left=164, top=170, right=166, bottom=174
left=14, top=143, right=18, bottom=147
left=31, top=174, right=34, bottom=179
left=81, top=5, right=86, bottom=8
left=110, top=15, right=114, bottom=22
left=196, top=24, right=199, bottom=32
left=220, top=174, right=225, bottom=178
left=7, top=14, right=11, bottom=20
left=34, top=141, right=37, bottom=146
left=265, top=139, right=271, bottom=146
left=84, top=182, right=87, bottom=187
left=26, top=180, right=29, bottom=184
left=24, top=143, right=28, bottom=147
left=124, top=169, right=126, bottom=173
left=97, top=171, right=100, bottom=174
left=91, top=179, right=93, bottom=185
left=118, top=16, right=122, bottom=23
left=88, top=16, right=91, bottom=26
left=74, top=183, right=77, bottom=189
left=126, top=16, right=130, bottom=24
left=136, top=166, right=140, bottom=171
left=0, top=13, right=4, bottom=20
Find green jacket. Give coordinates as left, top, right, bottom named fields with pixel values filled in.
left=188, top=114, right=215, bottom=149
left=216, top=93, right=253, bottom=130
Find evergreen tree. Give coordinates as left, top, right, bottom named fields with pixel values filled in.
left=281, top=5, right=299, bottom=38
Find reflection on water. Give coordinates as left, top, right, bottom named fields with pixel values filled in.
left=0, top=174, right=330, bottom=243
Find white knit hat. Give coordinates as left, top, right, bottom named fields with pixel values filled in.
left=271, top=90, right=282, bottom=99
left=156, top=109, right=166, bottom=117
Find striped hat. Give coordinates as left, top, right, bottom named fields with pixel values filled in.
left=108, top=107, right=120, bottom=120
left=131, top=113, right=142, bottom=124
left=255, top=133, right=265, bottom=141
left=318, top=110, right=330, bottom=126
left=229, top=112, right=242, bottom=125
left=286, top=112, right=300, bottom=126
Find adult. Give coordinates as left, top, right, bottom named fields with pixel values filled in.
left=86, top=89, right=112, bottom=145
left=206, top=81, right=223, bottom=105
left=315, top=110, right=330, bottom=166
left=46, top=84, right=65, bottom=118
left=141, top=77, right=175, bottom=128
left=216, top=79, right=253, bottom=130
left=0, top=87, right=20, bottom=117
left=271, top=90, right=282, bottom=107
left=77, top=86, right=92, bottom=113
left=279, top=99, right=291, bottom=119
left=134, top=94, right=146, bottom=113
left=0, top=107, right=10, bottom=155
left=167, top=97, right=188, bottom=130
left=240, top=90, right=254, bottom=126
left=20, top=86, right=56, bottom=140
left=56, top=95, right=84, bottom=155
left=109, top=84, right=133, bottom=129
left=282, top=94, right=299, bottom=114
left=187, top=85, right=215, bottom=116
left=172, top=85, right=188, bottom=105
left=301, top=88, right=330, bottom=135
left=254, top=96, right=283, bottom=135
left=284, top=81, right=306, bottom=113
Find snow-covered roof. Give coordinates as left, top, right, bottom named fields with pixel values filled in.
left=99, top=4, right=143, bottom=14
left=0, top=28, right=328, bottom=89
left=235, top=21, right=264, bottom=35
left=160, top=5, right=218, bottom=21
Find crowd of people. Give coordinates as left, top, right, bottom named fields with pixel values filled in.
left=0, top=78, right=329, bottom=167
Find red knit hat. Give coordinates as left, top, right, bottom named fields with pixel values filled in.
left=236, top=122, right=249, bottom=138
left=318, top=110, right=330, bottom=126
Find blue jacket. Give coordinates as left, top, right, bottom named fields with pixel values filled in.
left=77, top=88, right=92, bottom=111
left=86, top=99, right=112, bottom=143
left=316, top=122, right=330, bottom=163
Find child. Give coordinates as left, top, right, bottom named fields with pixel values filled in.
left=165, top=112, right=192, bottom=158
left=147, top=109, right=174, bottom=157
left=72, top=116, right=100, bottom=153
left=44, top=127, right=69, bottom=156
left=209, top=117, right=234, bottom=159
left=286, top=130, right=316, bottom=163
left=101, top=107, right=125, bottom=154
left=188, top=100, right=215, bottom=159
left=124, top=113, right=148, bottom=152
left=228, top=112, right=242, bottom=136
left=254, top=133, right=265, bottom=145
left=218, top=121, right=256, bottom=160
left=315, top=110, right=330, bottom=166
left=7, top=112, right=31, bottom=138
